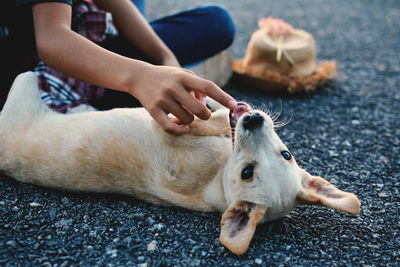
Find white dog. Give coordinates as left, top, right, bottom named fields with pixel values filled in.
left=0, top=72, right=360, bottom=255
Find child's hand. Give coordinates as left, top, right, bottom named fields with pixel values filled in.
left=161, top=54, right=208, bottom=105
left=258, top=16, right=293, bottom=37
left=131, top=64, right=237, bottom=135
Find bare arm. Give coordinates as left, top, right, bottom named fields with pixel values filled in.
left=33, top=2, right=145, bottom=94
left=33, top=2, right=237, bottom=135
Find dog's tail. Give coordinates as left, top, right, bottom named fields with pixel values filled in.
left=0, top=71, right=50, bottom=129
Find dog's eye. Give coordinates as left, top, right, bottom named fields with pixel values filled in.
left=281, top=151, right=292, bottom=160
left=241, top=165, right=254, bottom=181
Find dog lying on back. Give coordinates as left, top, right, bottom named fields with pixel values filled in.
left=0, top=72, right=360, bottom=255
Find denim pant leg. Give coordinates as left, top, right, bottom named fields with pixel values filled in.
left=150, top=5, right=235, bottom=66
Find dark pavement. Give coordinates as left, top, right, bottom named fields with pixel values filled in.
left=1, top=0, right=399, bottom=266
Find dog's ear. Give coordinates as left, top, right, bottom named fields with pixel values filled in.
left=220, top=201, right=267, bottom=255
left=297, top=171, right=360, bottom=215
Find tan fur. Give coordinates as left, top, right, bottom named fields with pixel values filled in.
left=0, top=72, right=360, bottom=255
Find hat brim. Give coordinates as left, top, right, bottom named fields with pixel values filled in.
left=232, top=60, right=337, bottom=94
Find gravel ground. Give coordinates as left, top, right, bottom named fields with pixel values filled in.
left=1, top=0, right=399, bottom=266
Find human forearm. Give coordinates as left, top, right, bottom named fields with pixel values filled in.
left=93, top=0, right=178, bottom=66
left=33, top=3, right=147, bottom=94
left=36, top=25, right=147, bottom=93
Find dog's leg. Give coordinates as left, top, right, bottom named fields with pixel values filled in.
left=0, top=72, right=50, bottom=129
left=188, top=109, right=231, bottom=136
left=166, top=97, right=230, bottom=136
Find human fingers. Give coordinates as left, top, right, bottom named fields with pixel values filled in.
left=172, top=87, right=211, bottom=120
left=161, top=97, right=195, bottom=125
left=181, top=74, right=237, bottom=111
left=149, top=107, right=190, bottom=135
left=182, top=68, right=197, bottom=76
left=194, top=91, right=207, bottom=105
left=188, top=90, right=207, bottom=105
left=182, top=70, right=207, bottom=104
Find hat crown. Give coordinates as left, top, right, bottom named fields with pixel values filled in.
left=242, top=29, right=317, bottom=76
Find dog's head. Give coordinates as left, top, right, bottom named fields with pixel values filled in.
left=219, top=102, right=360, bottom=255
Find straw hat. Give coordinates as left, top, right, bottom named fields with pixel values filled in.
left=232, top=25, right=337, bottom=93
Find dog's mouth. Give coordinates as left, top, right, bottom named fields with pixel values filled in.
left=229, top=102, right=251, bottom=129
left=229, top=102, right=252, bottom=143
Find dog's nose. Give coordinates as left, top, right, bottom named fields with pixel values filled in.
left=243, top=112, right=264, bottom=130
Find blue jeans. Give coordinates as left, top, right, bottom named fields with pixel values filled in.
left=100, top=3, right=235, bottom=66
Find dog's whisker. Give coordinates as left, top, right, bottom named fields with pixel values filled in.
left=273, top=120, right=287, bottom=128
left=270, top=112, right=281, bottom=122
left=260, top=104, right=273, bottom=119
left=259, top=101, right=282, bottom=123
left=263, top=99, right=281, bottom=120
left=273, top=114, right=292, bottom=128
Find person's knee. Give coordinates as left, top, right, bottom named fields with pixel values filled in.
left=200, top=5, right=236, bottom=50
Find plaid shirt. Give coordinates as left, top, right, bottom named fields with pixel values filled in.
left=34, top=1, right=118, bottom=113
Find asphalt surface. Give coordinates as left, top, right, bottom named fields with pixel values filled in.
left=1, top=0, right=399, bottom=266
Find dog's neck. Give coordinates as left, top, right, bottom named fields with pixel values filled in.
left=203, top=166, right=230, bottom=212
